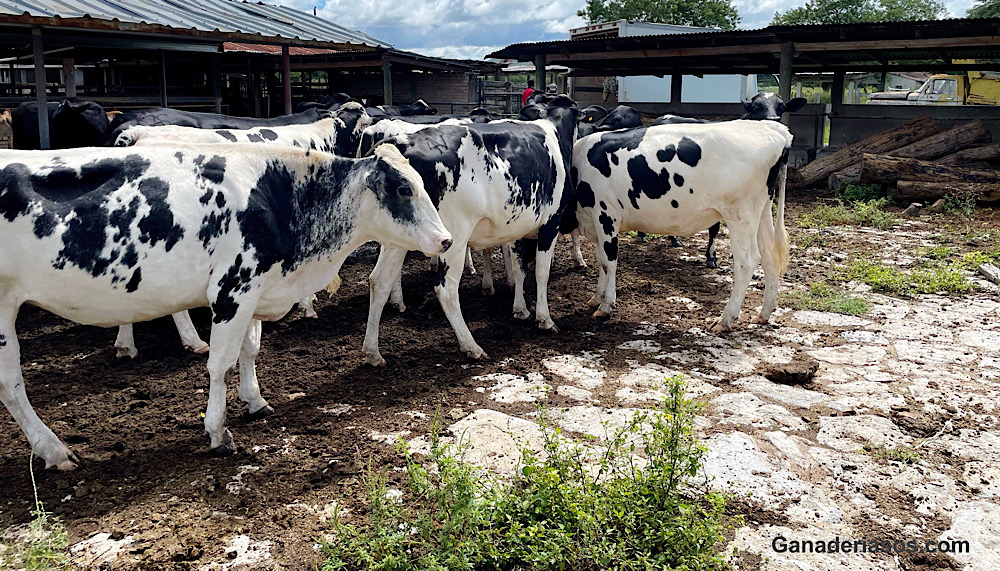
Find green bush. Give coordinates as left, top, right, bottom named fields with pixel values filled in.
left=781, top=283, right=871, bottom=316
left=840, top=259, right=972, bottom=296
left=798, top=198, right=896, bottom=230
left=835, top=183, right=883, bottom=203
left=323, top=377, right=731, bottom=571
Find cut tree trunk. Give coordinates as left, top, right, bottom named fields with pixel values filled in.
left=795, top=116, right=938, bottom=186
left=935, top=143, right=1000, bottom=166
left=859, top=154, right=1000, bottom=185
left=828, top=120, right=990, bottom=189
left=894, top=181, right=1000, bottom=203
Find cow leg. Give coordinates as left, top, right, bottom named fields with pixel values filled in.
left=171, top=311, right=210, bottom=353
left=510, top=239, right=531, bottom=320
left=480, top=248, right=495, bottom=296
left=712, top=217, right=761, bottom=333
left=433, top=241, right=487, bottom=359
left=754, top=205, right=781, bottom=324
left=362, top=246, right=408, bottom=366
left=238, top=319, right=271, bottom=417
left=593, top=232, right=619, bottom=318
left=501, top=243, right=515, bottom=287
left=204, top=306, right=257, bottom=455
left=297, top=295, right=318, bottom=318
left=388, top=272, right=406, bottom=313
left=571, top=230, right=587, bottom=268
left=0, top=305, right=78, bottom=470
left=668, top=235, right=683, bottom=247
left=705, top=222, right=721, bottom=269
left=428, top=255, right=439, bottom=273
left=534, top=218, right=560, bottom=332
left=114, top=324, right=139, bottom=359
left=464, top=247, right=476, bottom=275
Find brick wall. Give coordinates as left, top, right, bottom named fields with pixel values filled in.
left=328, top=70, right=476, bottom=108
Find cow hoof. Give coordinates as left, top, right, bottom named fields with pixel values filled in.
left=248, top=404, right=274, bottom=420
left=212, top=432, right=237, bottom=457
left=54, top=459, right=79, bottom=471
left=538, top=319, right=558, bottom=333
left=751, top=315, right=771, bottom=325
left=706, top=259, right=718, bottom=269
left=710, top=322, right=730, bottom=334
left=364, top=353, right=386, bottom=367
left=513, top=309, right=531, bottom=320
left=189, top=343, right=210, bottom=354
left=390, top=301, right=406, bottom=313
left=482, top=287, right=495, bottom=296
left=115, top=346, right=138, bottom=359
left=587, top=297, right=601, bottom=308
left=592, top=309, right=610, bottom=319
left=41, top=448, right=79, bottom=471
left=304, top=311, right=318, bottom=319
left=464, top=347, right=488, bottom=360
left=574, top=261, right=588, bottom=269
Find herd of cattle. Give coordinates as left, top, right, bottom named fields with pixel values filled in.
left=0, top=91, right=804, bottom=470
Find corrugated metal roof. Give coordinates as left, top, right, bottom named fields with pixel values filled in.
left=223, top=41, right=337, bottom=55
left=0, top=0, right=389, bottom=48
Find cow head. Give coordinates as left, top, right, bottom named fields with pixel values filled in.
left=517, top=103, right=547, bottom=121
left=579, top=105, right=608, bottom=125
left=412, top=100, right=438, bottom=116
left=50, top=99, right=109, bottom=148
left=363, top=144, right=451, bottom=256
left=331, top=102, right=371, bottom=157
left=467, top=107, right=494, bottom=123
left=742, top=92, right=807, bottom=121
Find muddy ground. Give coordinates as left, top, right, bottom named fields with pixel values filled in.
left=1, top=192, right=999, bottom=570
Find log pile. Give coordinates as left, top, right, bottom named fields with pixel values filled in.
left=792, top=117, right=1000, bottom=204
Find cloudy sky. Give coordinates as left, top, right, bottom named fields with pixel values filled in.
left=272, top=0, right=979, bottom=60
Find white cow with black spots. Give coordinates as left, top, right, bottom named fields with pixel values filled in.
left=571, top=120, right=792, bottom=331
left=0, top=143, right=450, bottom=469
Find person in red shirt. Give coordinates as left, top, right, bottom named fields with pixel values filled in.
left=521, top=79, right=536, bottom=106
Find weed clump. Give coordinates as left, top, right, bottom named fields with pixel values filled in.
left=782, top=283, right=871, bottom=316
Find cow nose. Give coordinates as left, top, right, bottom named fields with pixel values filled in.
left=440, top=239, right=452, bottom=253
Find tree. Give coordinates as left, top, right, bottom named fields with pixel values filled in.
left=770, top=0, right=946, bottom=25
left=967, top=0, right=1000, bottom=18
left=578, top=0, right=740, bottom=31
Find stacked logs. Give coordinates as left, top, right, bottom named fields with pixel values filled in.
left=791, top=116, right=1000, bottom=203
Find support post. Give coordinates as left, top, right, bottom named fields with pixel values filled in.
left=282, top=45, right=292, bottom=115
left=382, top=58, right=392, bottom=105
left=879, top=71, right=887, bottom=92
left=62, top=58, right=76, bottom=99
left=159, top=50, right=168, bottom=107
left=247, top=58, right=259, bottom=117
left=211, top=54, right=222, bottom=113
left=31, top=28, right=49, bottom=149
left=670, top=73, right=682, bottom=104
left=533, top=54, right=545, bottom=94
left=830, top=71, right=845, bottom=112
left=778, top=42, right=793, bottom=123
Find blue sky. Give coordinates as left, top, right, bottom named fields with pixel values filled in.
left=272, top=0, right=980, bottom=60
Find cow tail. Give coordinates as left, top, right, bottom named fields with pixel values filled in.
left=773, top=147, right=790, bottom=276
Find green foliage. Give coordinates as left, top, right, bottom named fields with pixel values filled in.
left=771, top=0, right=946, bottom=25
left=943, top=193, right=978, bottom=216
left=967, top=0, right=1000, bottom=18
left=865, top=444, right=921, bottom=464
left=914, top=245, right=956, bottom=260
left=0, top=457, right=69, bottom=570
left=323, top=377, right=731, bottom=571
left=836, top=183, right=884, bottom=203
left=578, top=0, right=740, bottom=30
left=797, top=198, right=897, bottom=230
left=839, top=258, right=973, bottom=296
left=781, top=283, right=871, bottom=316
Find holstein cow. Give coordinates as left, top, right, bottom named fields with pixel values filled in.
left=0, top=143, right=450, bottom=469
left=571, top=120, right=792, bottom=331
left=108, top=103, right=373, bottom=357
left=101, top=106, right=331, bottom=146
left=361, top=96, right=580, bottom=365
left=13, top=100, right=110, bottom=149
left=365, top=100, right=437, bottom=122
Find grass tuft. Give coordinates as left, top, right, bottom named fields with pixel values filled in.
left=0, top=457, right=69, bottom=571
left=798, top=198, right=897, bottom=230
left=839, top=259, right=972, bottom=296
left=322, top=377, right=731, bottom=571
left=781, top=283, right=871, bottom=316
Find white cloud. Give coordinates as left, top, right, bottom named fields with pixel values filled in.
left=410, top=45, right=505, bottom=60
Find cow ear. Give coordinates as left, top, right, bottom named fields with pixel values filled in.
left=743, top=99, right=753, bottom=113
left=784, top=97, right=807, bottom=113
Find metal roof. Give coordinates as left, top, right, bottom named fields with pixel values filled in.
left=489, top=18, right=1000, bottom=76
left=0, top=0, right=389, bottom=48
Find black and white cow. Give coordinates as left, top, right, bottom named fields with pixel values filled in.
left=101, top=107, right=331, bottom=146
left=0, top=143, right=450, bottom=469
left=294, top=93, right=357, bottom=112
left=13, top=100, right=111, bottom=150
left=360, top=96, right=580, bottom=365
left=107, top=103, right=373, bottom=356
left=571, top=120, right=792, bottom=331
left=742, top=92, right=807, bottom=121
left=365, top=99, right=437, bottom=121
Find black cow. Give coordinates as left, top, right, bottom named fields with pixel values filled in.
left=101, top=107, right=331, bottom=146
left=13, top=100, right=110, bottom=150
left=294, top=93, right=357, bottom=112
left=365, top=99, right=437, bottom=121
left=579, top=104, right=643, bottom=137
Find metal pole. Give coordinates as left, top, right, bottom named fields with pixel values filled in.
left=282, top=45, right=292, bottom=115
left=62, top=58, right=76, bottom=99
left=382, top=59, right=392, bottom=106
left=159, top=50, right=168, bottom=107
left=31, top=28, right=49, bottom=149
left=533, top=54, right=545, bottom=94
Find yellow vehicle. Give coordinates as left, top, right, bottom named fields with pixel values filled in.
left=866, top=72, right=1000, bottom=106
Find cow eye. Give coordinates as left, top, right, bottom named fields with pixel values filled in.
left=398, top=184, right=413, bottom=197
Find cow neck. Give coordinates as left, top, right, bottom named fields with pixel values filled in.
left=545, top=107, right=578, bottom=164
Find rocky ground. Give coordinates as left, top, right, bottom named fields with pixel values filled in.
left=1, top=196, right=998, bottom=570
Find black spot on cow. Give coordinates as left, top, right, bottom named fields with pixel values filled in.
left=215, top=130, right=238, bottom=142
left=677, top=137, right=702, bottom=167
left=247, top=133, right=264, bottom=143
left=626, top=154, right=671, bottom=209
left=673, top=173, right=684, bottom=187
left=599, top=201, right=607, bottom=210
left=575, top=180, right=596, bottom=209
left=136, top=178, right=184, bottom=251
left=598, top=211, right=615, bottom=236
left=603, top=236, right=618, bottom=261
left=469, top=123, right=559, bottom=216
left=198, top=156, right=226, bottom=185
left=175, top=152, right=184, bottom=163
left=657, top=145, right=676, bottom=163
left=689, top=188, right=694, bottom=194
left=199, top=188, right=214, bottom=205
left=215, top=192, right=226, bottom=208
left=587, top=128, right=646, bottom=177
left=292, top=140, right=301, bottom=147
left=109, top=196, right=140, bottom=242
left=610, top=154, right=619, bottom=165
left=0, top=334, right=5, bottom=347
left=125, top=268, right=142, bottom=292
left=384, top=127, right=465, bottom=207
left=199, top=210, right=231, bottom=249
left=213, top=253, right=253, bottom=323
left=432, top=259, right=449, bottom=289
left=121, top=244, right=138, bottom=268
left=367, top=157, right=419, bottom=224
left=766, top=148, right=790, bottom=200
left=671, top=200, right=679, bottom=208
left=259, top=129, right=278, bottom=141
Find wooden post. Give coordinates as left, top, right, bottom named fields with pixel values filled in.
left=382, top=58, right=392, bottom=106
left=31, top=28, right=49, bottom=150
left=830, top=71, right=844, bottom=111
left=779, top=42, right=793, bottom=123
left=795, top=81, right=803, bottom=98
left=247, top=57, right=259, bottom=118
left=62, top=58, right=76, bottom=99
left=670, top=74, right=682, bottom=104
left=282, top=45, right=292, bottom=115
left=211, top=54, right=222, bottom=113
left=879, top=71, right=887, bottom=92
left=159, top=50, right=168, bottom=107
left=533, top=54, right=545, bottom=94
